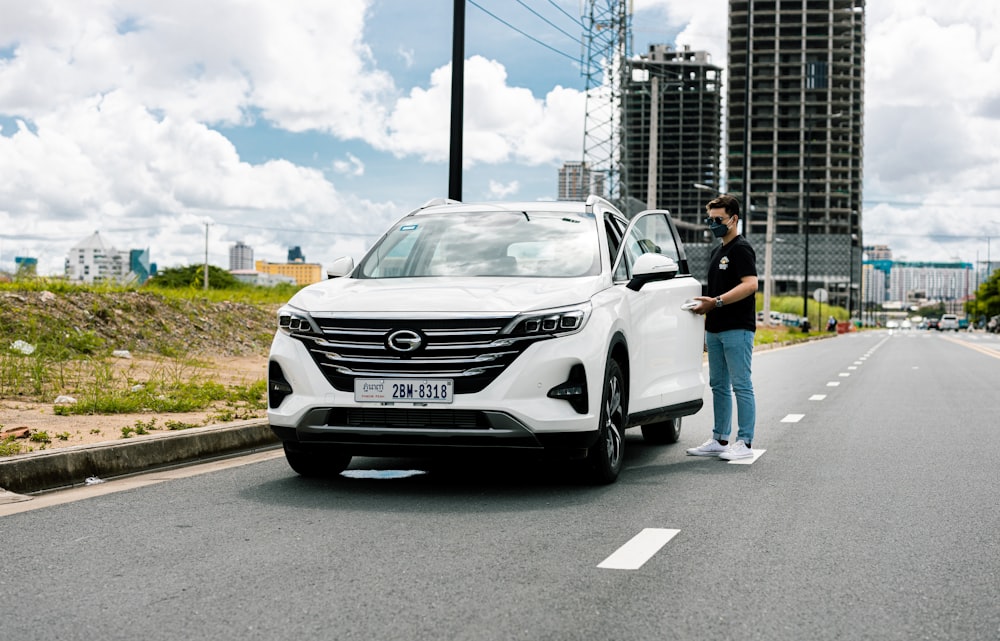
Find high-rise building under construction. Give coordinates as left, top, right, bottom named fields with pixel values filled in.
left=726, top=0, right=866, bottom=316
left=622, top=44, right=723, bottom=248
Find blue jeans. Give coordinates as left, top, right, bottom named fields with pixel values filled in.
left=705, top=329, right=756, bottom=445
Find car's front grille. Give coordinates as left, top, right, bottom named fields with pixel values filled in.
left=291, top=316, right=549, bottom=394
left=331, top=408, right=489, bottom=429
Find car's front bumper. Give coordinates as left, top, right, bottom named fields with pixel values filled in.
left=267, top=325, right=608, bottom=454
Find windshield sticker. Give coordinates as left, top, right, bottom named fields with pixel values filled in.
left=399, top=224, right=419, bottom=231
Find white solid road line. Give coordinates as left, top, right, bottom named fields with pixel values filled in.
left=598, top=528, right=680, bottom=570
left=0, top=450, right=284, bottom=517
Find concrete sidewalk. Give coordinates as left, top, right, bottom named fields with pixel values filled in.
left=0, top=420, right=279, bottom=496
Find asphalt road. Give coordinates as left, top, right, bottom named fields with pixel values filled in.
left=3, top=329, right=999, bottom=641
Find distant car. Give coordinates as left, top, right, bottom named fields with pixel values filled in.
left=267, top=196, right=707, bottom=484
left=926, top=318, right=940, bottom=330
left=987, top=315, right=1000, bottom=334
left=939, top=314, right=960, bottom=331
left=900, top=319, right=912, bottom=330
left=886, top=320, right=900, bottom=329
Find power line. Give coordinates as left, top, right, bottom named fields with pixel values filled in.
left=513, top=0, right=582, bottom=44
left=468, top=0, right=581, bottom=63
left=546, top=0, right=583, bottom=28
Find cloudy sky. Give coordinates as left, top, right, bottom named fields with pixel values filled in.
left=1, top=0, right=999, bottom=277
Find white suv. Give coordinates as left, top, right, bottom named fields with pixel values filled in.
left=939, top=314, right=960, bottom=331
left=267, top=196, right=706, bottom=483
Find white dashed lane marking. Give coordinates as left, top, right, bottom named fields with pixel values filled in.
left=598, top=528, right=680, bottom=570
left=810, top=394, right=826, bottom=401
left=781, top=414, right=805, bottom=423
left=727, top=448, right=766, bottom=465
left=827, top=381, right=841, bottom=387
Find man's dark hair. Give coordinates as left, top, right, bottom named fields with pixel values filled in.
left=706, top=194, right=741, bottom=217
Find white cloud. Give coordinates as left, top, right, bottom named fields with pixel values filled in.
left=862, top=1, right=1000, bottom=263
left=635, top=0, right=728, bottom=63
left=384, top=55, right=586, bottom=166
left=333, top=153, right=365, bottom=177
left=397, top=46, right=415, bottom=69
left=487, top=180, right=520, bottom=199
left=3, top=0, right=1000, bottom=275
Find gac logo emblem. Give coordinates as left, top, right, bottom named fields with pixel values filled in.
left=387, top=329, right=422, bottom=353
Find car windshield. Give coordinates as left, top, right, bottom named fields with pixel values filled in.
left=357, top=209, right=600, bottom=278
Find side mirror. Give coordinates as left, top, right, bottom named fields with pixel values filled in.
left=326, top=256, right=355, bottom=278
left=627, top=253, right=678, bottom=291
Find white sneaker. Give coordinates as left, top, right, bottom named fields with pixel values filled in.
left=719, top=440, right=753, bottom=460
left=686, top=439, right=729, bottom=457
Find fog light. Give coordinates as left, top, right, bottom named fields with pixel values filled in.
left=547, top=364, right=588, bottom=414
left=268, top=361, right=294, bottom=408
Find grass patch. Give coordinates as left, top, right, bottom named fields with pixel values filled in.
left=53, top=377, right=264, bottom=416
left=0, top=436, right=23, bottom=457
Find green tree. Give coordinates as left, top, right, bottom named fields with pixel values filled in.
left=147, top=264, right=240, bottom=290
left=966, top=268, right=1000, bottom=320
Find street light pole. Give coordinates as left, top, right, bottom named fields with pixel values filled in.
left=203, top=221, right=211, bottom=291
left=763, top=192, right=776, bottom=326
left=802, top=112, right=843, bottom=331
left=803, top=120, right=813, bottom=331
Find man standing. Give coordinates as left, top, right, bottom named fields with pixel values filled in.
left=685, top=194, right=758, bottom=460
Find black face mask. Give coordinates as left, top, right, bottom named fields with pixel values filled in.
left=709, top=219, right=730, bottom=238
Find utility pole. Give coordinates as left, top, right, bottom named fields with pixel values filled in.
left=763, top=192, right=775, bottom=326
left=203, top=221, right=211, bottom=290
left=741, top=0, right=753, bottom=238
left=646, top=75, right=659, bottom=209
left=448, top=0, right=465, bottom=201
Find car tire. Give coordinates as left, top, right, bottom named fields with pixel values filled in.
left=585, top=359, right=625, bottom=484
left=641, top=417, right=681, bottom=444
left=282, top=443, right=352, bottom=478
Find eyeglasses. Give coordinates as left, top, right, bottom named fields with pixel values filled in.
left=706, top=216, right=730, bottom=225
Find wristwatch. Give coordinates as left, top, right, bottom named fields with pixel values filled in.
left=715, top=297, right=724, bottom=308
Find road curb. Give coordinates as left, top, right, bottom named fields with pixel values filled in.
left=0, top=421, right=279, bottom=495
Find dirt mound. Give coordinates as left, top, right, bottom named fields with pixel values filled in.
left=1, top=289, right=276, bottom=358
left=1, top=289, right=278, bottom=454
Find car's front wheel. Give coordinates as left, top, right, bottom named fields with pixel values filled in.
left=282, top=443, right=352, bottom=478
left=585, top=359, right=625, bottom=484
left=641, top=417, right=681, bottom=444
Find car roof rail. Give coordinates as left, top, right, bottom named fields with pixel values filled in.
left=418, top=197, right=462, bottom=209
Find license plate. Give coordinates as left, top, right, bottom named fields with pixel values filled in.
left=354, top=378, right=454, bottom=403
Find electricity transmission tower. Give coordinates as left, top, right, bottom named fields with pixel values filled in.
left=581, top=0, right=632, bottom=211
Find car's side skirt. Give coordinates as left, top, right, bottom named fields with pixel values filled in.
left=626, top=399, right=703, bottom=427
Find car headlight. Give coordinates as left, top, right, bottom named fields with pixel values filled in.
left=502, top=302, right=592, bottom=337
left=277, top=305, right=322, bottom=336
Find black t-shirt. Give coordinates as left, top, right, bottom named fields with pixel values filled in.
left=706, top=235, right=757, bottom=333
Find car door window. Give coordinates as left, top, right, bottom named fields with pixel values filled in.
left=614, top=211, right=682, bottom=281
left=604, top=213, right=625, bottom=273
left=632, top=213, right=680, bottom=263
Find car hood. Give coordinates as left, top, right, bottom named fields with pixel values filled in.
left=285, top=276, right=608, bottom=314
